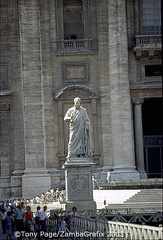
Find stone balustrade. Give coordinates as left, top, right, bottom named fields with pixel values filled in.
left=134, top=35, right=162, bottom=60
left=72, top=215, right=109, bottom=234
left=53, top=39, right=98, bottom=55
left=72, top=216, right=162, bottom=240
left=135, top=35, right=161, bottom=49
left=108, top=221, right=163, bottom=240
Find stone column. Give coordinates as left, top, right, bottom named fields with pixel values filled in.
left=133, top=98, right=147, bottom=179
left=0, top=103, right=11, bottom=199
left=108, top=0, right=139, bottom=180
left=19, top=0, right=51, bottom=197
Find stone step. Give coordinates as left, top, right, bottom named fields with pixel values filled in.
left=106, top=202, right=162, bottom=211
left=124, top=189, right=162, bottom=203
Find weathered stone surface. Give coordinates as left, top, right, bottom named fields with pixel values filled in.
left=63, top=157, right=96, bottom=212
left=0, top=0, right=162, bottom=198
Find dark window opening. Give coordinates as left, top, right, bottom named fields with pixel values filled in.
left=142, top=98, right=163, bottom=178
left=142, top=98, right=163, bottom=135
left=145, top=65, right=162, bottom=77
left=70, top=35, right=77, bottom=39
left=63, top=0, right=84, bottom=40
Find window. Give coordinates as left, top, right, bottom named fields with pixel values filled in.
left=145, top=65, right=162, bottom=77
left=141, top=0, right=161, bottom=35
left=63, top=0, right=84, bottom=40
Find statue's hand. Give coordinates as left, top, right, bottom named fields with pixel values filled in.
left=70, top=112, right=75, bottom=123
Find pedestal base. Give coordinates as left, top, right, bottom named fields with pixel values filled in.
left=65, top=200, right=97, bottom=213
left=111, top=164, right=140, bottom=181
left=22, top=168, right=51, bottom=198
left=63, top=157, right=96, bottom=213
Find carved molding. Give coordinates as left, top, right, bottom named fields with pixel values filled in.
left=54, top=84, right=99, bottom=100
left=62, top=62, right=89, bottom=84
left=132, top=98, right=144, bottom=105
left=130, top=85, right=162, bottom=99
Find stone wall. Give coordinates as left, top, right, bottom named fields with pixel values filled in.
left=0, top=0, right=162, bottom=199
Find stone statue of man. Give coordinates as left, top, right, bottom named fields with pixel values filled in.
left=64, top=97, right=93, bottom=159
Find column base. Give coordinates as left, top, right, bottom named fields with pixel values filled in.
left=0, top=176, right=11, bottom=200
left=10, top=170, right=23, bottom=199
left=22, top=168, right=51, bottom=198
left=139, top=171, right=147, bottom=179
left=111, top=164, right=140, bottom=181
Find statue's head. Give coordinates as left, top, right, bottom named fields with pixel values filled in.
left=74, top=97, right=81, bottom=104
left=74, top=97, right=81, bottom=109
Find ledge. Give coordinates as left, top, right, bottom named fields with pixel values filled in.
left=0, top=90, right=12, bottom=96
left=99, top=178, right=163, bottom=190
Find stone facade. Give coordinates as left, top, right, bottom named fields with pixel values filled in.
left=0, top=0, right=162, bottom=199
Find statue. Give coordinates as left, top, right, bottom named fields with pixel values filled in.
left=64, top=97, right=93, bottom=159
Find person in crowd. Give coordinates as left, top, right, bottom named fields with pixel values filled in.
left=50, top=188, right=54, bottom=202
left=5, top=201, right=11, bottom=213
left=55, top=188, right=60, bottom=201
left=39, top=206, right=49, bottom=232
left=68, top=207, right=77, bottom=231
left=92, top=175, right=97, bottom=189
left=40, top=192, right=45, bottom=204
left=25, top=206, right=34, bottom=240
left=0, top=209, right=7, bottom=234
left=60, top=189, right=65, bottom=202
left=14, top=204, right=25, bottom=240
left=0, top=201, right=5, bottom=212
left=45, top=190, right=51, bottom=203
left=35, top=195, right=40, bottom=204
left=107, top=171, right=112, bottom=183
left=58, top=217, right=68, bottom=237
left=6, top=211, right=14, bottom=240
left=34, top=206, right=41, bottom=239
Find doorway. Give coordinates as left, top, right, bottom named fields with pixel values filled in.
left=142, top=98, right=162, bottom=178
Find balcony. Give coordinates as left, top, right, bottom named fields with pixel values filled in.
left=52, top=39, right=98, bottom=55
left=133, top=35, right=162, bottom=60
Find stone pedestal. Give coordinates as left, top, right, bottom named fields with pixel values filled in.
left=63, top=158, right=96, bottom=213
left=22, top=168, right=51, bottom=198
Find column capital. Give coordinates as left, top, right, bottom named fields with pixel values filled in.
left=132, top=98, right=144, bottom=105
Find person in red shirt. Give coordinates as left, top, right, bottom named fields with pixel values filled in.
left=25, top=206, right=34, bottom=240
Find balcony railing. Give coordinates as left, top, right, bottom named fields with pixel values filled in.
left=53, top=39, right=98, bottom=55
left=135, top=35, right=161, bottom=49
left=134, top=35, right=162, bottom=59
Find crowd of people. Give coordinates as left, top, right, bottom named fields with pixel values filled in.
left=23, top=188, right=66, bottom=205
left=0, top=196, right=77, bottom=240
left=0, top=200, right=51, bottom=240
left=37, top=188, right=66, bottom=204
left=0, top=187, right=69, bottom=240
